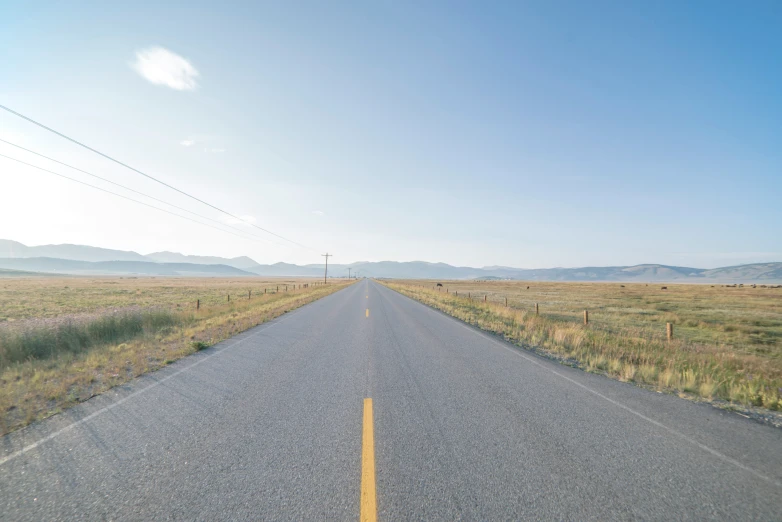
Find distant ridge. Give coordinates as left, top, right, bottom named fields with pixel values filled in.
left=0, top=257, right=254, bottom=277
left=145, top=251, right=259, bottom=270
left=0, top=239, right=147, bottom=262
left=244, top=260, right=782, bottom=282
left=1, top=240, right=780, bottom=282
left=0, top=240, right=258, bottom=268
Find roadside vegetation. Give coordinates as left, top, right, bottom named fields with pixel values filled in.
left=0, top=277, right=350, bottom=434
left=382, top=280, right=782, bottom=412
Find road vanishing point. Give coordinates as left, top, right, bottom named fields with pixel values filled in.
left=1, top=280, right=781, bottom=520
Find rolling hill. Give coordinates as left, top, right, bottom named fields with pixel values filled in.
left=0, top=239, right=148, bottom=263
left=0, top=258, right=255, bottom=277
left=1, top=240, right=779, bottom=282
left=244, top=260, right=782, bottom=283
left=145, top=251, right=259, bottom=269
left=0, top=240, right=260, bottom=269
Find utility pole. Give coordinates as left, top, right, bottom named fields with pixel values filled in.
left=322, top=253, right=331, bottom=284
left=348, top=267, right=352, bottom=279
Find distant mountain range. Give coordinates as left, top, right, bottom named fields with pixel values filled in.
left=1, top=240, right=780, bottom=282
left=0, top=240, right=257, bottom=269
left=145, top=251, right=259, bottom=269
left=0, top=258, right=254, bottom=277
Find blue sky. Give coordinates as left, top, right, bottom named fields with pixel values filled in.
left=1, top=1, right=780, bottom=268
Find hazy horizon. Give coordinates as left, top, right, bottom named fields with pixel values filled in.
left=2, top=237, right=780, bottom=271
left=2, top=2, right=781, bottom=269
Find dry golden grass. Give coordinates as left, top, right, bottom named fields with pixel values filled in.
left=0, top=277, right=350, bottom=434
left=0, top=276, right=331, bottom=323
left=382, top=280, right=782, bottom=411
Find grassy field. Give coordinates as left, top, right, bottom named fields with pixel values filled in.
left=0, top=276, right=325, bottom=322
left=0, top=276, right=350, bottom=434
left=382, top=280, right=782, bottom=412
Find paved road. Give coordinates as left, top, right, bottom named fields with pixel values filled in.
left=1, top=279, right=781, bottom=520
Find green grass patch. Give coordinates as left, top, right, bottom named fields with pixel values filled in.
left=0, top=310, right=182, bottom=368
left=190, top=340, right=210, bottom=351
left=0, top=277, right=352, bottom=435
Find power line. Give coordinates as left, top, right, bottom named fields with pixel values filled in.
left=0, top=137, right=285, bottom=247
left=0, top=152, right=288, bottom=246
left=0, top=104, right=316, bottom=252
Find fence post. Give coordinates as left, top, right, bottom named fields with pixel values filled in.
left=535, top=303, right=539, bottom=316
left=249, top=290, right=251, bottom=299
left=667, top=322, right=673, bottom=341
left=505, top=296, right=508, bottom=307
left=227, top=294, right=230, bottom=302
left=264, top=288, right=267, bottom=294
left=277, top=286, right=279, bottom=292
left=584, top=310, right=588, bottom=325
left=197, top=299, right=200, bottom=310
left=484, top=295, right=487, bottom=302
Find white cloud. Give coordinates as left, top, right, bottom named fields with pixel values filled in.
left=220, top=215, right=256, bottom=225
left=132, top=47, right=199, bottom=91
left=180, top=140, right=195, bottom=147
left=311, top=210, right=325, bottom=216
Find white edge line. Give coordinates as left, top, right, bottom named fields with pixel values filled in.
left=380, top=283, right=782, bottom=489
left=0, top=309, right=301, bottom=467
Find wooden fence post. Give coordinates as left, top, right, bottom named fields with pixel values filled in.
left=249, top=290, right=251, bottom=299
left=227, top=294, right=230, bottom=302
left=505, top=296, right=508, bottom=307
left=484, top=295, right=487, bottom=302
left=667, top=323, right=673, bottom=341
left=196, top=299, right=200, bottom=310
left=584, top=310, right=588, bottom=325
left=264, top=288, right=267, bottom=294
left=535, top=303, right=539, bottom=316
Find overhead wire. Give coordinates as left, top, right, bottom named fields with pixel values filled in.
left=0, top=104, right=316, bottom=252
left=0, top=152, right=288, bottom=247
left=0, top=137, right=286, bottom=247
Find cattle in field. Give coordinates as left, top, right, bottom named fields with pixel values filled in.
left=661, top=286, right=668, bottom=290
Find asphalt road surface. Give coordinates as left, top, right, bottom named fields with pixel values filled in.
left=2, top=279, right=781, bottom=520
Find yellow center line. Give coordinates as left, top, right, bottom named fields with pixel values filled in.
left=366, top=308, right=369, bottom=317
left=361, top=398, right=377, bottom=522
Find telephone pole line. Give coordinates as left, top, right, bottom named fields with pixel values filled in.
left=348, top=267, right=352, bottom=279
left=322, top=253, right=332, bottom=284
